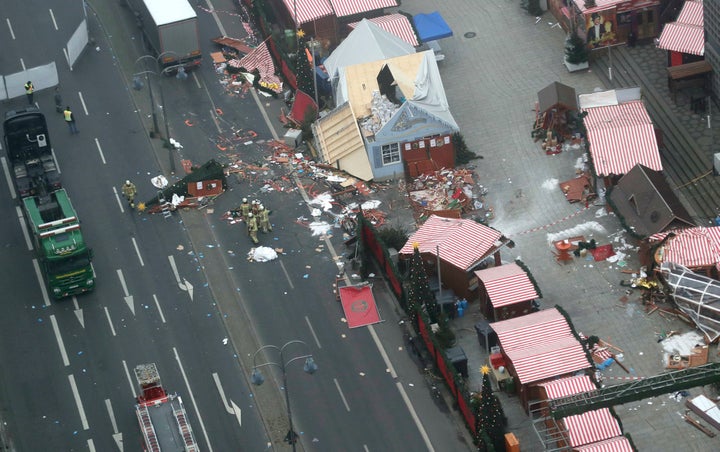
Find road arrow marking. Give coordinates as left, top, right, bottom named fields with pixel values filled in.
left=116, top=269, right=135, bottom=315
left=72, top=296, right=84, bottom=328
left=213, top=373, right=242, bottom=427
left=168, top=255, right=193, bottom=301
left=105, top=399, right=123, bottom=451
left=183, top=278, right=194, bottom=301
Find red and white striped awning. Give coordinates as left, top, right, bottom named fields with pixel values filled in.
left=657, top=0, right=704, bottom=55
left=329, top=0, right=398, bottom=18
left=474, top=263, right=538, bottom=308
left=282, top=0, right=334, bottom=26
left=492, top=308, right=591, bottom=384
left=348, top=14, right=419, bottom=46
left=575, top=436, right=633, bottom=452
left=677, top=0, right=704, bottom=26
left=571, top=0, right=624, bottom=13
left=658, top=23, right=704, bottom=56
left=540, top=376, right=624, bottom=447
left=399, top=215, right=503, bottom=271
left=651, top=226, right=720, bottom=270
left=234, top=40, right=283, bottom=93
left=582, top=100, right=662, bottom=176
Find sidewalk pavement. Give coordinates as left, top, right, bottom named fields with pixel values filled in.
left=382, top=1, right=719, bottom=450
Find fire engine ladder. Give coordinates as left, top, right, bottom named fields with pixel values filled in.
left=173, top=403, right=199, bottom=452
left=157, top=190, right=172, bottom=219
left=137, top=405, right=161, bottom=452
left=527, top=399, right=573, bottom=451
left=549, top=363, right=720, bottom=419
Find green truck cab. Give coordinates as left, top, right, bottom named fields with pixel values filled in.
left=24, top=189, right=95, bottom=298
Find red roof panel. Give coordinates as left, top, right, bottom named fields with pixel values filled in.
left=475, top=263, right=539, bottom=308
left=348, top=14, right=419, bottom=46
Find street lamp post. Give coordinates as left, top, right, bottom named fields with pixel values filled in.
left=251, top=340, right=317, bottom=451
left=132, top=52, right=188, bottom=173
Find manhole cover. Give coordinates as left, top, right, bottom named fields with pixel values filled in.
left=464, top=32, right=476, bottom=39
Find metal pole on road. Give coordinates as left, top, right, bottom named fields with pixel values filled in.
left=251, top=340, right=318, bottom=451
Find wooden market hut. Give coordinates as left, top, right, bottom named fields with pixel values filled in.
left=608, top=163, right=695, bottom=238
left=491, top=308, right=594, bottom=411
left=398, top=215, right=511, bottom=301
left=535, top=81, right=578, bottom=140
left=529, top=375, right=632, bottom=451
left=474, top=262, right=540, bottom=321
left=649, top=226, right=720, bottom=279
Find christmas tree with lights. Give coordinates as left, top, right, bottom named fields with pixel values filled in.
left=475, top=365, right=507, bottom=451
left=406, top=243, right=438, bottom=322
left=293, top=32, right=317, bottom=110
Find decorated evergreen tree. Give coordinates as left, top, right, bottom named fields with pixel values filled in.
left=476, top=365, right=507, bottom=451
left=293, top=34, right=317, bottom=111
left=406, top=243, right=437, bottom=322
left=565, top=30, right=589, bottom=65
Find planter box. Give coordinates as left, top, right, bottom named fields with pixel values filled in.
left=564, top=58, right=589, bottom=72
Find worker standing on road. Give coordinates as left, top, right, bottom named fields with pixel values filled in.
left=63, top=106, right=79, bottom=134
left=251, top=199, right=260, bottom=216
left=122, top=180, right=137, bottom=209
left=240, top=198, right=251, bottom=218
left=24, top=81, right=34, bottom=105
left=258, top=205, right=272, bottom=233
left=246, top=213, right=259, bottom=244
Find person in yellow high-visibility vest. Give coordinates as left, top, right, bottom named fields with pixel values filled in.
left=258, top=205, right=272, bottom=233
left=246, top=213, right=259, bottom=244
left=63, top=106, right=79, bottom=134
left=24, top=81, right=34, bottom=105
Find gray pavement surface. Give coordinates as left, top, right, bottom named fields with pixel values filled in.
left=370, top=1, right=720, bottom=451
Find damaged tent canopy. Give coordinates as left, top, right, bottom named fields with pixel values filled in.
left=660, top=262, right=720, bottom=342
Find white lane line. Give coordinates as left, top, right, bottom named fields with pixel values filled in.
left=305, top=316, right=321, bottom=349
left=104, top=306, right=117, bottom=336
left=131, top=238, right=145, bottom=266
left=105, top=399, right=119, bottom=433
left=78, top=91, right=88, bottom=115
left=33, top=259, right=51, bottom=306
left=363, top=445, right=369, bottom=452
left=152, top=294, right=166, bottom=323
left=368, top=324, right=397, bottom=379
left=396, top=381, right=434, bottom=452
left=49, top=9, right=58, bottom=30
left=174, top=347, right=213, bottom=451
left=209, top=109, right=221, bottom=133
left=2, top=157, right=17, bottom=199
left=6, top=19, right=15, bottom=40
left=122, top=360, right=136, bottom=397
left=63, top=48, right=70, bottom=69
left=94, top=138, right=106, bottom=164
left=334, top=378, right=350, bottom=412
left=51, top=148, right=61, bottom=174
left=212, top=373, right=233, bottom=414
left=50, top=315, right=70, bottom=366
left=279, top=259, right=295, bottom=289
left=192, top=71, right=201, bottom=89
left=16, top=206, right=32, bottom=250
left=87, top=439, right=95, bottom=452
left=204, top=0, right=227, bottom=36
left=20, top=57, right=25, bottom=71
left=168, top=255, right=181, bottom=283
left=68, top=374, right=90, bottom=430
left=112, top=186, right=125, bottom=213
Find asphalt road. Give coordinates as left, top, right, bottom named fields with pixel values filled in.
left=0, top=0, right=473, bottom=451
left=0, top=1, right=269, bottom=450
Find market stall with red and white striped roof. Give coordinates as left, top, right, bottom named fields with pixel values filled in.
left=581, top=99, right=662, bottom=177
left=282, top=0, right=334, bottom=25
left=539, top=376, right=625, bottom=448
left=658, top=0, right=704, bottom=56
left=399, top=215, right=508, bottom=301
left=328, top=0, right=398, bottom=18
left=474, top=262, right=539, bottom=321
left=491, top=308, right=593, bottom=409
left=575, top=436, right=634, bottom=452
left=650, top=226, right=720, bottom=272
left=348, top=14, right=419, bottom=46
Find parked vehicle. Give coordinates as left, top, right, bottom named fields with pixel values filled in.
left=126, top=0, right=202, bottom=70
left=24, top=189, right=95, bottom=298
left=3, top=106, right=60, bottom=198
left=134, top=363, right=200, bottom=451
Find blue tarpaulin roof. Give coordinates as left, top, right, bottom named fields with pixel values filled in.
left=413, top=12, right=453, bottom=42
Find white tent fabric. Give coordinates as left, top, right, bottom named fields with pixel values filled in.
left=408, top=51, right=458, bottom=130
left=324, top=18, right=414, bottom=82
